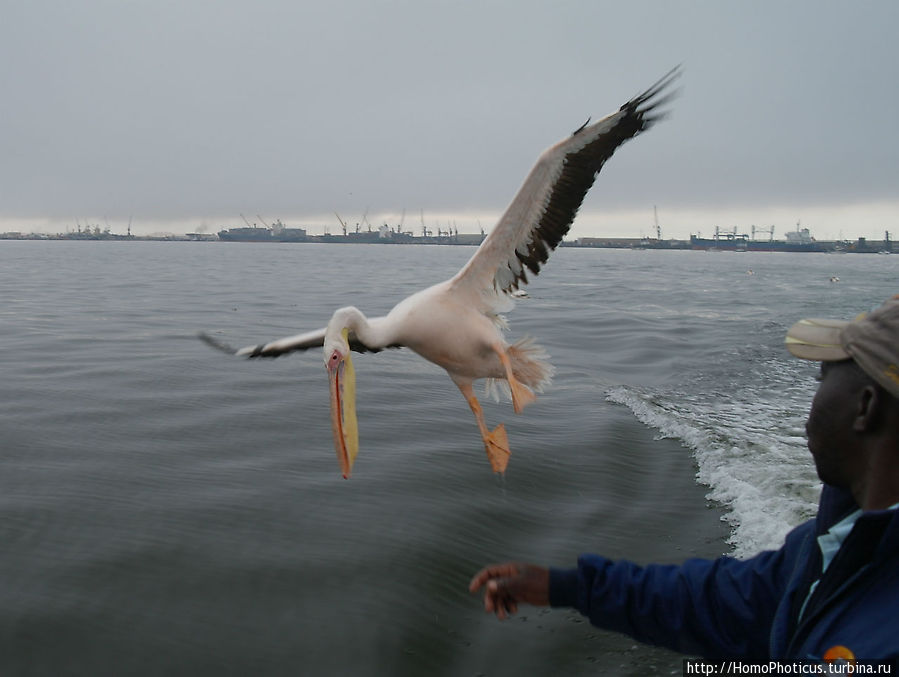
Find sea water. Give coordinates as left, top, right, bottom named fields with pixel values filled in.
left=1, top=241, right=895, bottom=675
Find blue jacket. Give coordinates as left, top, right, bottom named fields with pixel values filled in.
left=549, top=485, right=899, bottom=664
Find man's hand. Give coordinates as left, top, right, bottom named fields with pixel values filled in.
left=468, top=562, right=550, bottom=619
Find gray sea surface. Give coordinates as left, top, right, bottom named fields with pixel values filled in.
left=2, top=241, right=896, bottom=675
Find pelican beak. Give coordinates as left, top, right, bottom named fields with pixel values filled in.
left=328, top=341, right=359, bottom=479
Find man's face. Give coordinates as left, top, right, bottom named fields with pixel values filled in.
left=805, top=360, right=865, bottom=487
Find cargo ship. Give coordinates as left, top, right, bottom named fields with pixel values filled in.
left=690, top=227, right=829, bottom=252
left=218, top=221, right=308, bottom=242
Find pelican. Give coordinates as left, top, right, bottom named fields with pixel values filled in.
left=202, top=68, right=680, bottom=478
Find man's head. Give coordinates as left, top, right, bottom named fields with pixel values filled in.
left=786, top=296, right=899, bottom=496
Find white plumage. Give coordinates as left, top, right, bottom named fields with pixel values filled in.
left=202, top=67, right=680, bottom=477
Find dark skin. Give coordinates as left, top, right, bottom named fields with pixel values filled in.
left=470, top=358, right=899, bottom=619
left=810, top=359, right=899, bottom=510
left=468, top=563, right=550, bottom=620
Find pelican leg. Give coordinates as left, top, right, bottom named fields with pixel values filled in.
left=493, top=344, right=537, bottom=415
left=457, top=382, right=511, bottom=473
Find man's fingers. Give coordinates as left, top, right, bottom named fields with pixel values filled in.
left=470, top=562, right=551, bottom=619
left=468, top=563, right=521, bottom=592
left=480, top=577, right=519, bottom=620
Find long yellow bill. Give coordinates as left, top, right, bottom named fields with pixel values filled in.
left=328, top=334, right=359, bottom=478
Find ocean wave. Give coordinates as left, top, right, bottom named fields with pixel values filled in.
left=606, top=372, right=821, bottom=559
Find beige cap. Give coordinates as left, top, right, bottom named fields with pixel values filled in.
left=785, top=295, right=899, bottom=398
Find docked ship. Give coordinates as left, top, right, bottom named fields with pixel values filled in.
left=218, top=220, right=308, bottom=242
left=690, top=226, right=829, bottom=252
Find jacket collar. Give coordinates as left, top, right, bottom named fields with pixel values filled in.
left=816, top=484, right=899, bottom=556
left=815, top=485, right=859, bottom=535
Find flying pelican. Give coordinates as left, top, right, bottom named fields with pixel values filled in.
left=202, top=68, right=680, bottom=478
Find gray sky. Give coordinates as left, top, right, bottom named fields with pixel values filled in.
left=2, top=0, right=898, bottom=240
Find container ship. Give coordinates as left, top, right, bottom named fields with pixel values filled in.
left=690, top=226, right=829, bottom=252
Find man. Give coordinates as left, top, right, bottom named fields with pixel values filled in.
left=470, top=296, right=899, bottom=664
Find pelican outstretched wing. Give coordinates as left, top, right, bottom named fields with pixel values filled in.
left=452, top=67, right=680, bottom=296
left=199, top=328, right=390, bottom=358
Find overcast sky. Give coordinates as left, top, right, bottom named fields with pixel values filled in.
left=2, top=0, right=897, bottom=240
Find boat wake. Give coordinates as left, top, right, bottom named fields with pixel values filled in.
left=606, top=355, right=822, bottom=559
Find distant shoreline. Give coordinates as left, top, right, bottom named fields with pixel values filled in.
left=1, top=230, right=893, bottom=253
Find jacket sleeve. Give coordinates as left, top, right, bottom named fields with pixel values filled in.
left=549, top=546, right=792, bottom=660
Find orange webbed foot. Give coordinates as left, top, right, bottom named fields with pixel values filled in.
left=484, top=424, right=511, bottom=473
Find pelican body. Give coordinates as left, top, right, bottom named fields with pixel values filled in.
left=202, top=68, right=680, bottom=477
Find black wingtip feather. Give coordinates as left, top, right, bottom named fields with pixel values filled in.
left=198, top=332, right=239, bottom=355
left=625, top=65, right=683, bottom=113
left=199, top=332, right=272, bottom=359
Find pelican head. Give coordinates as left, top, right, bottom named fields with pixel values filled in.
left=324, top=325, right=358, bottom=478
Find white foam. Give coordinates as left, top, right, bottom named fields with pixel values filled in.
left=606, top=356, right=821, bottom=559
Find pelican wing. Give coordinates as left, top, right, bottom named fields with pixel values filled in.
left=452, top=67, right=680, bottom=295
left=199, top=327, right=393, bottom=358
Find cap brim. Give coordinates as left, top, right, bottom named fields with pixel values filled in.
left=785, top=318, right=851, bottom=361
